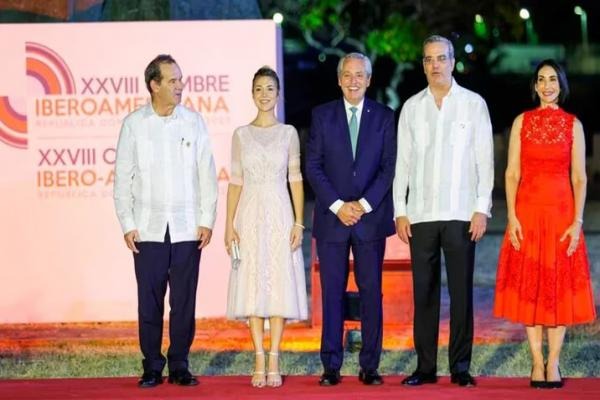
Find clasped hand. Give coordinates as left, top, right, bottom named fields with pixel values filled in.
left=337, top=201, right=365, bottom=226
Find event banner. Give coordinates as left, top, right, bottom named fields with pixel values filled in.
left=0, top=20, right=282, bottom=322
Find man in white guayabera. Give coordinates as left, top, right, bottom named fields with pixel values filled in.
left=113, top=54, right=217, bottom=388
left=393, top=35, right=493, bottom=388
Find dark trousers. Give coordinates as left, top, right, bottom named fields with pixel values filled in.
left=133, top=227, right=201, bottom=373
left=317, top=233, right=385, bottom=371
left=409, top=221, right=475, bottom=375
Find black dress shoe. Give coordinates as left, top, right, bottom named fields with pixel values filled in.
left=168, top=369, right=199, bottom=386
left=401, top=371, right=437, bottom=386
left=138, top=371, right=163, bottom=388
left=319, top=369, right=341, bottom=386
left=530, top=365, right=546, bottom=389
left=545, top=367, right=563, bottom=389
left=530, top=377, right=546, bottom=388
left=358, top=369, right=383, bottom=385
left=451, top=371, right=476, bottom=387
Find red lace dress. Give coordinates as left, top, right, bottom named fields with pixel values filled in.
left=494, top=107, right=596, bottom=326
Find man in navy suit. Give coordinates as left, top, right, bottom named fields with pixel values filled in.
left=306, top=53, right=396, bottom=386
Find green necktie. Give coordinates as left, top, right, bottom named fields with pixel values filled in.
left=349, top=106, right=358, bottom=158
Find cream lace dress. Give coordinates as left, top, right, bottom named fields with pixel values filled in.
left=226, top=123, right=308, bottom=320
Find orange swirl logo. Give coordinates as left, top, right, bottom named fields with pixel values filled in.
left=0, top=42, right=76, bottom=149
left=0, top=97, right=27, bottom=149
left=26, top=42, right=76, bottom=95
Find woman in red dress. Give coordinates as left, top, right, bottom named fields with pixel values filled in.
left=494, top=59, right=596, bottom=389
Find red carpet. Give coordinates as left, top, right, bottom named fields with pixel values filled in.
left=1, top=376, right=599, bottom=399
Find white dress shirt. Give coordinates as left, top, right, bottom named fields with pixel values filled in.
left=329, top=98, right=373, bottom=215
left=393, top=79, right=493, bottom=223
left=114, top=104, right=218, bottom=243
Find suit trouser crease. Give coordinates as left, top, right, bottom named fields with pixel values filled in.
left=134, top=227, right=201, bottom=373
left=409, top=221, right=474, bottom=375
left=317, top=234, right=385, bottom=371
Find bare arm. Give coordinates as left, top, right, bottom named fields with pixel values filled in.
left=289, top=180, right=304, bottom=250
left=288, top=127, right=305, bottom=250
left=570, top=118, right=587, bottom=224
left=561, top=118, right=587, bottom=256
left=224, top=130, right=243, bottom=254
left=224, top=183, right=242, bottom=253
left=505, top=114, right=523, bottom=250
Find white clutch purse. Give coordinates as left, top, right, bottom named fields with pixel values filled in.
left=230, top=240, right=241, bottom=269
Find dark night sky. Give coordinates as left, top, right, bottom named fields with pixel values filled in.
left=519, top=0, right=599, bottom=44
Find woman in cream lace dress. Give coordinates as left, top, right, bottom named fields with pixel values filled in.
left=225, top=67, right=308, bottom=388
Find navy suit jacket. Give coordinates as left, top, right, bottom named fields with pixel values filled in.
left=306, top=98, right=397, bottom=242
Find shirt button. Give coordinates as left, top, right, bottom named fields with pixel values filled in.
left=353, top=171, right=356, bottom=177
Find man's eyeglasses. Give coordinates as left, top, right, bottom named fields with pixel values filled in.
left=423, top=55, right=450, bottom=64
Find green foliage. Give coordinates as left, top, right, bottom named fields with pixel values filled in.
left=295, top=1, right=426, bottom=63
left=299, top=8, right=325, bottom=31
left=298, top=0, right=350, bottom=49
left=263, top=0, right=525, bottom=74
left=365, top=13, right=425, bottom=63
left=474, top=20, right=489, bottom=39
left=0, top=10, right=59, bottom=23
left=103, top=0, right=170, bottom=21
left=298, top=0, right=344, bottom=30
left=261, top=0, right=531, bottom=106
left=2, top=339, right=600, bottom=378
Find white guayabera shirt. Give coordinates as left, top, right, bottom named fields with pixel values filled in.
left=393, top=79, right=494, bottom=223
left=114, top=104, right=217, bottom=243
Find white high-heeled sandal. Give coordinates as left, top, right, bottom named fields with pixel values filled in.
left=267, top=351, right=282, bottom=387
left=251, top=351, right=266, bottom=388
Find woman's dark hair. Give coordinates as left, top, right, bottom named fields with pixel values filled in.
left=252, top=66, right=280, bottom=92
left=530, top=59, right=569, bottom=104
